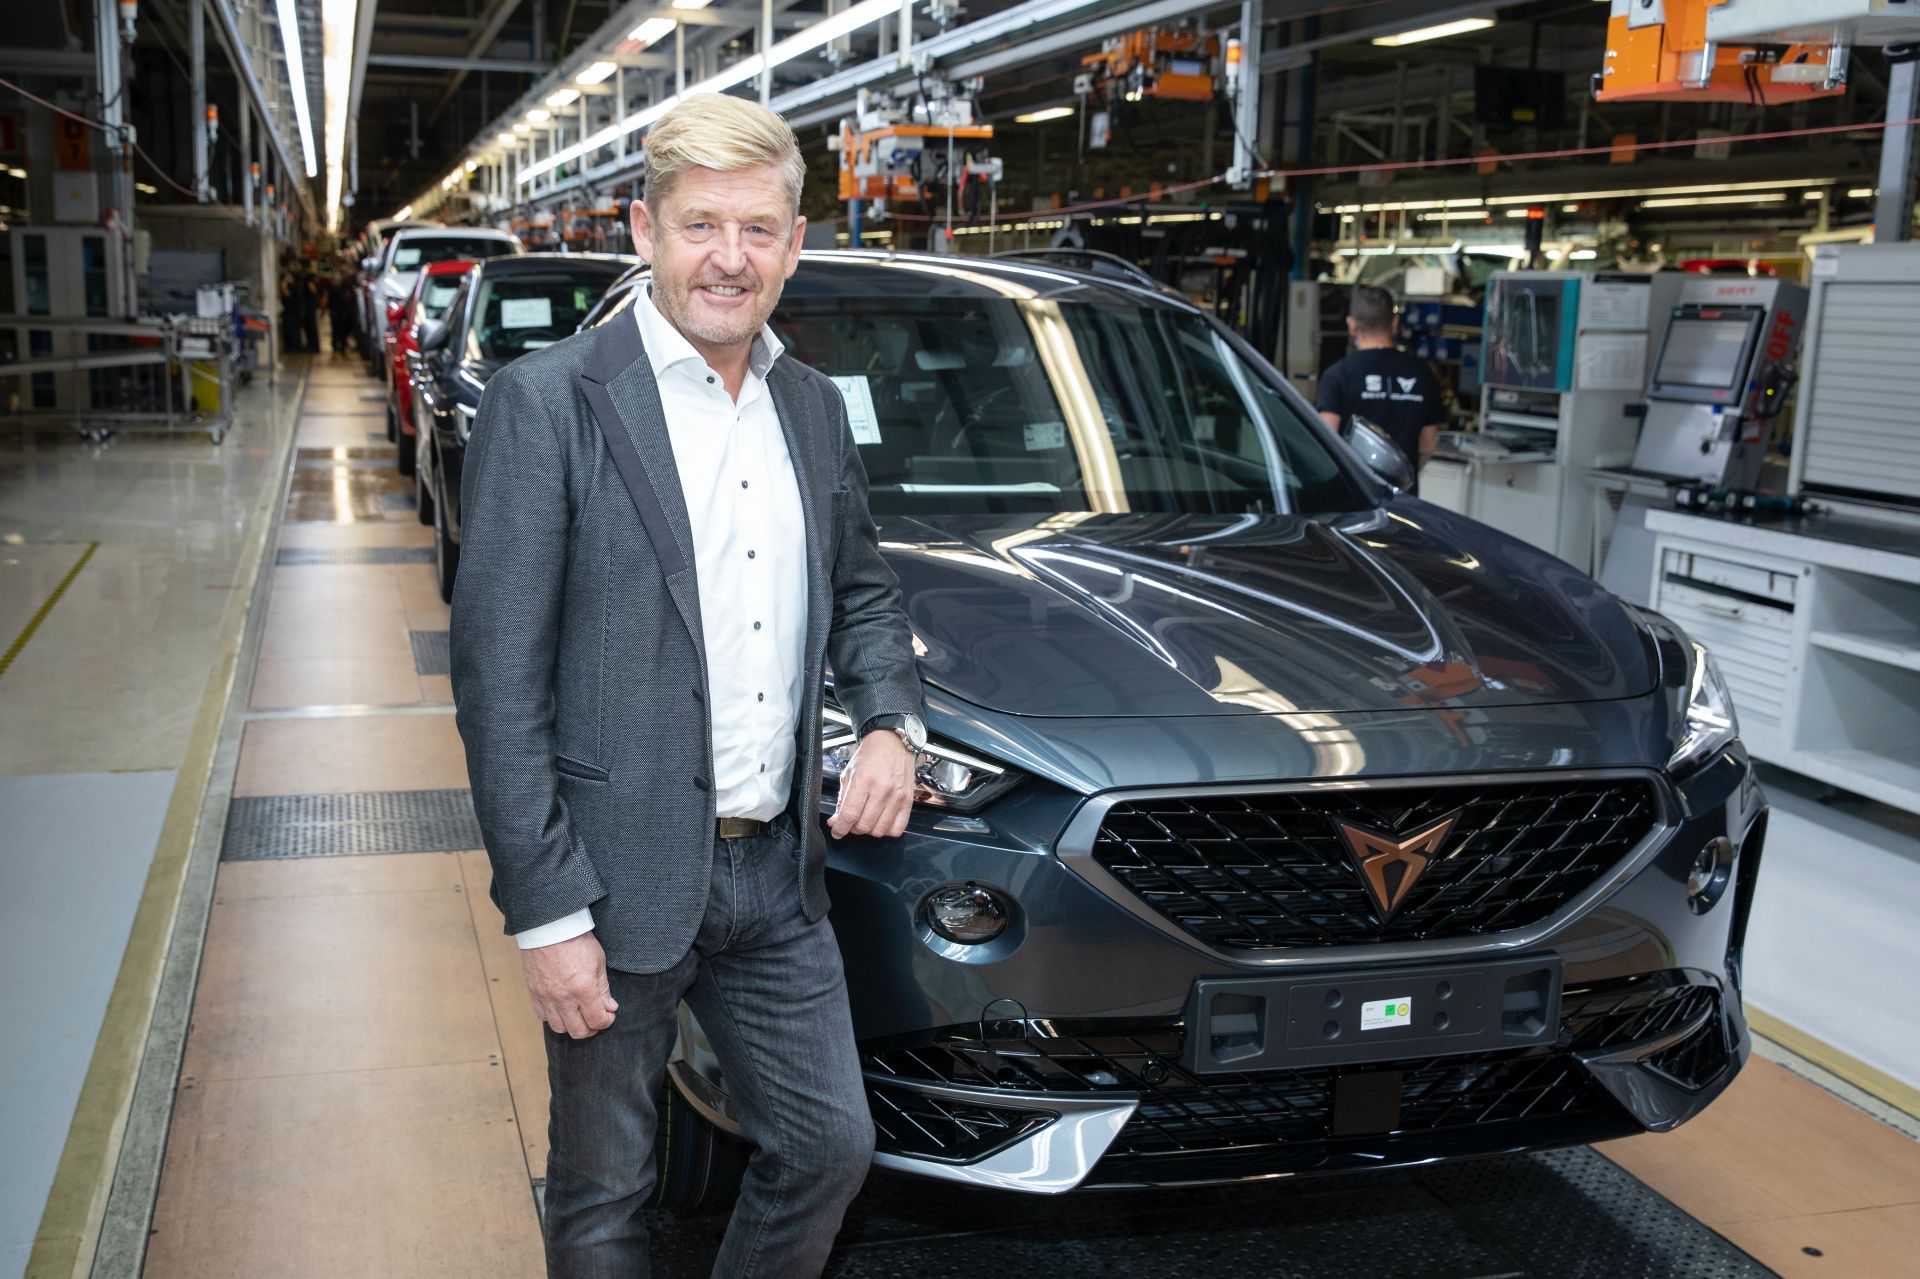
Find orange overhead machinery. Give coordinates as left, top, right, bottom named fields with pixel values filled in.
left=1079, top=25, right=1221, bottom=104
left=1596, top=0, right=1920, bottom=103
left=834, top=81, right=1002, bottom=234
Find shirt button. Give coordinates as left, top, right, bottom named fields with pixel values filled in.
left=741, top=480, right=748, bottom=489
left=753, top=621, right=761, bottom=631
left=706, top=375, right=715, bottom=384
left=747, top=550, right=756, bottom=559
left=757, top=692, right=765, bottom=702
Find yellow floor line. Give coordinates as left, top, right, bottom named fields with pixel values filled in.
left=26, top=371, right=307, bottom=1279
left=0, top=541, right=100, bottom=682
left=1748, top=1004, right=1920, bottom=1122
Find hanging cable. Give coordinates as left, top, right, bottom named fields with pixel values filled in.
left=0, top=72, right=200, bottom=199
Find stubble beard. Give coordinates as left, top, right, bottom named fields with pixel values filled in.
left=655, top=272, right=781, bottom=350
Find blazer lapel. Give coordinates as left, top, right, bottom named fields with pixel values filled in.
left=767, top=360, right=833, bottom=655
left=578, top=317, right=705, bottom=652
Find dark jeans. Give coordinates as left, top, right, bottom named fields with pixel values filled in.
left=541, top=818, right=874, bottom=1278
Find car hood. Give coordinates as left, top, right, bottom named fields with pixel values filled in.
left=881, top=505, right=1655, bottom=717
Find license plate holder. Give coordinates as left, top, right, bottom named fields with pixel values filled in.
left=1181, top=955, right=1563, bottom=1075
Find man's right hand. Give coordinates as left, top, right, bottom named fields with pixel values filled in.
left=521, top=931, right=619, bottom=1039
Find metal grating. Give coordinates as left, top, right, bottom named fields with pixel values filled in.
left=1091, top=778, right=1664, bottom=950
left=410, top=630, right=451, bottom=675
left=866, top=1080, right=1054, bottom=1165
left=276, top=547, right=434, bottom=566
left=221, top=789, right=482, bottom=859
left=638, top=1146, right=1771, bottom=1278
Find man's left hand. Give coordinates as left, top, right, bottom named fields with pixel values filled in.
left=828, top=731, right=916, bottom=839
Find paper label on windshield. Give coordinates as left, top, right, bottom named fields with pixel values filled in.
left=1361, top=998, right=1412, bottom=1032
left=501, top=297, right=553, bottom=329
left=1024, top=421, right=1067, bottom=451
left=830, top=376, right=882, bottom=444
left=1193, top=414, right=1217, bottom=443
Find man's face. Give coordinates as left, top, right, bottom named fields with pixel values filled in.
left=630, top=163, right=805, bottom=353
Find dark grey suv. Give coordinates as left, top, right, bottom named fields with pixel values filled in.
left=584, top=252, right=1764, bottom=1203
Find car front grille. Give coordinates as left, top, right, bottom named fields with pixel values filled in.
left=862, top=970, right=1729, bottom=1176
left=1087, top=776, right=1664, bottom=950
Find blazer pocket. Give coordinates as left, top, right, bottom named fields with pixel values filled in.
left=554, top=754, right=611, bottom=783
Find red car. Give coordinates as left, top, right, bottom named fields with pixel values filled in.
left=386, top=258, right=474, bottom=472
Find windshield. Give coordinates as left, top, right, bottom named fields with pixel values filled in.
left=769, top=295, right=1368, bottom=517
left=468, top=269, right=621, bottom=362
left=419, top=278, right=465, bottom=320
left=391, top=237, right=514, bottom=270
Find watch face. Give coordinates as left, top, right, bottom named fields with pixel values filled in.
left=903, top=714, right=928, bottom=752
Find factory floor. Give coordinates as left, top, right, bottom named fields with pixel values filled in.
left=4, top=344, right=1919, bottom=1279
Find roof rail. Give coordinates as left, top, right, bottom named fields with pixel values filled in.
left=989, top=248, right=1177, bottom=296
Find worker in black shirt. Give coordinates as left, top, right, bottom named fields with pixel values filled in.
left=1316, top=284, right=1448, bottom=494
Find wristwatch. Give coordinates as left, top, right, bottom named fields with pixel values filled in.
left=862, top=712, right=928, bottom=754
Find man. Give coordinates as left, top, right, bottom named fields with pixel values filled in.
left=1316, top=284, right=1449, bottom=493
left=450, top=93, right=926, bottom=1277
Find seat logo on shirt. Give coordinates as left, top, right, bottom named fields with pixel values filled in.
left=1397, top=377, right=1418, bottom=393
left=1365, top=374, right=1384, bottom=393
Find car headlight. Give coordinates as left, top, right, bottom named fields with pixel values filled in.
left=1670, top=640, right=1739, bottom=773
left=820, top=698, right=1022, bottom=813
left=1635, top=604, right=1740, bottom=774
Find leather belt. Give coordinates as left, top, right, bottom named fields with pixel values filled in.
left=716, top=816, right=769, bottom=840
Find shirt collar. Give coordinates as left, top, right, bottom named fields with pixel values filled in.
left=635, top=282, right=785, bottom=383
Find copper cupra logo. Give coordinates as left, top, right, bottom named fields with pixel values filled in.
left=1335, top=814, right=1459, bottom=922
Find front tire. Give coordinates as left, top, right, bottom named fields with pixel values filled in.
left=415, top=442, right=435, bottom=526
left=433, top=494, right=460, bottom=604
left=649, top=1075, right=746, bottom=1213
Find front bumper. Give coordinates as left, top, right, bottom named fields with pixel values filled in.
left=859, top=966, right=1745, bottom=1192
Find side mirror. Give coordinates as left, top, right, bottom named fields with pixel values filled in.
left=361, top=256, right=376, bottom=274
left=1347, top=415, right=1416, bottom=491
left=417, top=318, right=450, bottom=352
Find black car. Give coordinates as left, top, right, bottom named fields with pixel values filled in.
left=565, top=252, right=1763, bottom=1206
left=410, top=253, right=636, bottom=601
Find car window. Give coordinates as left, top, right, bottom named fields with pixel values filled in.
left=769, top=295, right=1369, bottom=517
left=468, top=269, right=620, bottom=361
left=419, top=277, right=465, bottom=320
left=392, top=237, right=514, bottom=270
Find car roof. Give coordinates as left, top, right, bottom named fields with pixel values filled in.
left=419, top=258, right=477, bottom=275
left=471, top=252, right=638, bottom=277
left=601, top=250, right=1202, bottom=314
left=390, top=226, right=518, bottom=241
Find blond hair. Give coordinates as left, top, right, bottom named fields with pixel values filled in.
left=643, top=93, right=805, bottom=217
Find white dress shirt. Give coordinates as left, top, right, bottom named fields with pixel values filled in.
left=516, top=287, right=809, bottom=948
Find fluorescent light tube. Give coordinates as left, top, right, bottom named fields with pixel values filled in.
left=629, top=17, right=677, bottom=45
left=1373, top=18, right=1494, bottom=47
left=1640, top=193, right=1786, bottom=208
left=1015, top=106, right=1075, bottom=124
left=576, top=61, right=618, bottom=85
left=274, top=0, right=319, bottom=177
left=527, top=108, right=553, bottom=124
left=547, top=88, right=581, bottom=109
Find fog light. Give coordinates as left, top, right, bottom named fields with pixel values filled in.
left=925, top=881, right=1008, bottom=944
left=1687, top=837, right=1734, bottom=914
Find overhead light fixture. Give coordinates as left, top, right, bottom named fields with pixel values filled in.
left=497, top=131, right=517, bottom=147
left=1641, top=192, right=1786, bottom=208
left=135, top=181, right=158, bottom=194
left=320, top=0, right=355, bottom=232
left=395, top=204, right=413, bottom=220
left=1848, top=187, right=1877, bottom=198
left=1372, top=17, right=1494, bottom=47
left=465, top=158, right=478, bottom=173
left=1014, top=106, right=1075, bottom=124
left=527, top=107, right=553, bottom=124
left=629, top=17, right=677, bottom=46
left=672, top=0, right=714, bottom=8
left=576, top=60, right=619, bottom=85
left=526, top=0, right=899, bottom=186
left=273, top=0, right=319, bottom=177
left=513, top=122, right=532, bottom=134
left=1570, top=249, right=1598, bottom=260
left=547, top=87, right=581, bottom=109
left=1562, top=203, right=1579, bottom=212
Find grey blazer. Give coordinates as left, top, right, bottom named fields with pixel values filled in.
left=449, top=311, right=925, bottom=974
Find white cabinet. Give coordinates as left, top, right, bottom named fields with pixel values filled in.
left=1649, top=510, right=1920, bottom=814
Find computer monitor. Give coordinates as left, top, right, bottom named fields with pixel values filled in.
left=1483, top=275, right=1579, bottom=392
left=1648, top=307, right=1763, bottom=404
